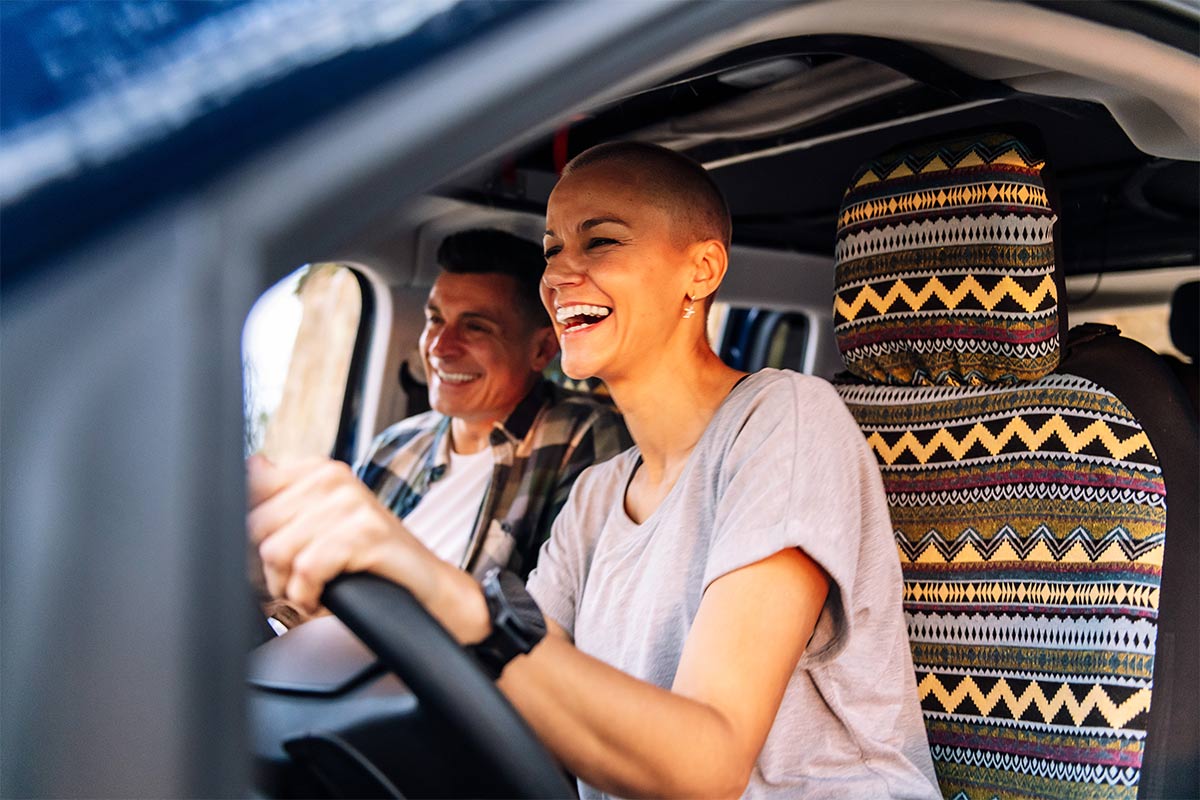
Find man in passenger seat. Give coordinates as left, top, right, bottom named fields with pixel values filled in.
left=259, top=229, right=631, bottom=628
left=363, top=228, right=632, bottom=575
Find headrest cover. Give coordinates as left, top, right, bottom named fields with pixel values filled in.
left=834, top=132, right=1061, bottom=386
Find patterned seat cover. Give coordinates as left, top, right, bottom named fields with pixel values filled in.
left=832, top=133, right=1164, bottom=800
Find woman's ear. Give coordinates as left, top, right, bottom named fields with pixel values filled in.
left=688, top=239, right=728, bottom=304
left=529, top=325, right=560, bottom=372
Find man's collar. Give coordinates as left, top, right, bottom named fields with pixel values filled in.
left=428, top=416, right=454, bottom=479
left=429, top=380, right=553, bottom=467
left=490, top=379, right=552, bottom=447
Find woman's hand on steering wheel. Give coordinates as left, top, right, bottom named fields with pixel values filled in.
left=246, top=454, right=489, bottom=644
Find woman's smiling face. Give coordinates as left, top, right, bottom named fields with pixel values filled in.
left=541, top=163, right=697, bottom=382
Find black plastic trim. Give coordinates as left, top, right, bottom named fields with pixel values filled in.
left=332, top=267, right=377, bottom=465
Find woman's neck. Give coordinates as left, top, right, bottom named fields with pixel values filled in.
left=606, top=340, right=745, bottom=483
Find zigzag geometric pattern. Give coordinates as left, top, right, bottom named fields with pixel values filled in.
left=834, top=132, right=1163, bottom=799
left=849, top=136, right=1044, bottom=190
left=834, top=273, right=1057, bottom=321
left=894, top=526, right=1165, bottom=564
left=864, top=414, right=1155, bottom=465
left=916, top=672, right=1151, bottom=730
left=838, top=266, right=1053, bottom=291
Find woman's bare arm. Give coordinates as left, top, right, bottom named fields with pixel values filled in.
left=248, top=455, right=829, bottom=799
left=500, top=548, right=828, bottom=799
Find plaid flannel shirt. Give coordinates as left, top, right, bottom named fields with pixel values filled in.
left=357, top=380, right=631, bottom=579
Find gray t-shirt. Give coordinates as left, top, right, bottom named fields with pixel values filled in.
left=527, top=370, right=938, bottom=799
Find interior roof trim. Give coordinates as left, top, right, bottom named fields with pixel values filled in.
left=621, top=0, right=1198, bottom=161
left=702, top=98, right=1004, bottom=171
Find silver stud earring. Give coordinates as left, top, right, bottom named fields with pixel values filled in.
left=682, top=295, right=696, bottom=319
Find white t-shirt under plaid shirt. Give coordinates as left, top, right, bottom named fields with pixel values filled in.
left=357, top=380, right=632, bottom=579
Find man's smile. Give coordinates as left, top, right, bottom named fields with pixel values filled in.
left=433, top=367, right=482, bottom=384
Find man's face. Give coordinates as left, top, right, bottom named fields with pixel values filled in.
left=420, top=271, right=551, bottom=426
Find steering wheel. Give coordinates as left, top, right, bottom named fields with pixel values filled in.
left=321, top=573, right=575, bottom=798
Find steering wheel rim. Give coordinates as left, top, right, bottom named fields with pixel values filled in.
left=321, top=572, right=575, bottom=799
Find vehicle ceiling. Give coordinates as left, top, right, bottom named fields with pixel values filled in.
left=2, top=0, right=1197, bottom=288
left=436, top=26, right=1199, bottom=279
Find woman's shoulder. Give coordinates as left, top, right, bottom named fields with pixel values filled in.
left=735, top=369, right=844, bottom=409
left=570, top=446, right=640, bottom=500
left=720, top=370, right=863, bottom=452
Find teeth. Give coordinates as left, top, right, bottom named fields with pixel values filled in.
left=556, top=304, right=612, bottom=324
left=436, top=369, right=479, bottom=384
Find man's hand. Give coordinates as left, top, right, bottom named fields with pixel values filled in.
left=246, top=455, right=489, bottom=643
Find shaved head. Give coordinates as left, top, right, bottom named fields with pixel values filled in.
left=561, top=141, right=731, bottom=250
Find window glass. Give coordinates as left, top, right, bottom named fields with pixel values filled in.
left=242, top=263, right=363, bottom=461
left=1066, top=268, right=1198, bottom=360
left=714, top=303, right=812, bottom=373
left=762, top=313, right=810, bottom=370
left=1071, top=305, right=1178, bottom=356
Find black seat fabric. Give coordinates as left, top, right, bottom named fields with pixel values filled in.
left=830, top=133, right=1197, bottom=800
left=1165, top=280, right=1198, bottom=415
left=1169, top=280, right=1198, bottom=364
left=1052, top=327, right=1198, bottom=799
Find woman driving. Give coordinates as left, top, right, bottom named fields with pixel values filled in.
left=248, top=142, right=938, bottom=799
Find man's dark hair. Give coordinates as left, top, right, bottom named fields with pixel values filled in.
left=562, top=141, right=732, bottom=248
left=436, top=228, right=550, bottom=328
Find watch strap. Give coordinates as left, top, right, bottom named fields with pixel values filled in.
left=470, top=567, right=547, bottom=680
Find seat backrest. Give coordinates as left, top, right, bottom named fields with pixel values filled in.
left=1165, top=280, right=1198, bottom=415
left=831, top=132, right=1198, bottom=800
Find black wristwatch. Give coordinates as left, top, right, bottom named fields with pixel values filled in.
left=470, top=567, right=547, bottom=680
